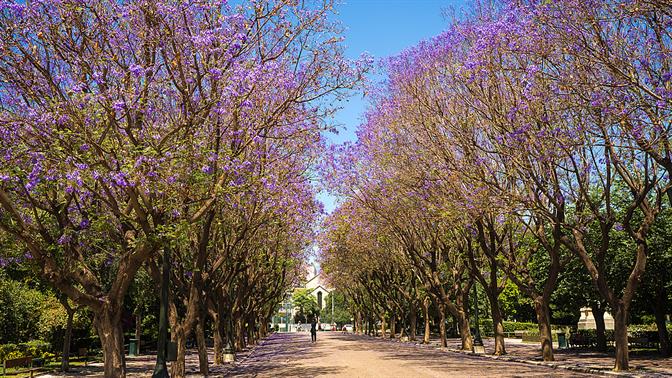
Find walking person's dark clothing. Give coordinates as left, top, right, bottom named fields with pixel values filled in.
left=310, top=319, right=317, bottom=342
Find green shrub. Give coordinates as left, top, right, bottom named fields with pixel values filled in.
left=478, top=319, right=558, bottom=336
left=0, top=340, right=53, bottom=361
left=521, top=331, right=559, bottom=343
left=20, top=340, right=52, bottom=359
left=0, top=343, right=19, bottom=361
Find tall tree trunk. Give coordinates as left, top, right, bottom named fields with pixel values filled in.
left=94, top=311, right=126, bottom=378
left=170, top=326, right=188, bottom=378
left=380, top=315, right=386, bottom=338
left=534, top=297, right=554, bottom=362
left=61, top=306, right=75, bottom=372
left=591, top=303, right=607, bottom=352
left=235, top=316, right=245, bottom=351
left=170, top=327, right=187, bottom=377
left=453, top=288, right=474, bottom=351
left=489, top=294, right=506, bottom=355
left=457, top=308, right=472, bottom=351
left=260, top=316, right=269, bottom=338
left=247, top=314, right=257, bottom=345
left=134, top=312, right=141, bottom=355
left=654, top=288, right=671, bottom=357
left=389, top=314, right=396, bottom=339
left=422, top=297, right=431, bottom=344
left=212, top=310, right=223, bottom=365
left=409, top=304, right=417, bottom=341
left=438, top=304, right=447, bottom=347
left=355, top=311, right=363, bottom=334
left=196, top=312, right=208, bottom=375
left=613, top=304, right=629, bottom=371
left=369, top=314, right=374, bottom=336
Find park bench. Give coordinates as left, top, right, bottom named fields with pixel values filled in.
left=628, top=336, right=658, bottom=349
left=2, top=356, right=38, bottom=377
left=513, top=330, right=526, bottom=338
left=569, top=333, right=594, bottom=348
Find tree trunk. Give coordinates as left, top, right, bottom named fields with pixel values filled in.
left=246, top=315, right=256, bottom=346
left=355, top=311, right=363, bottom=334
left=169, top=326, right=188, bottom=378
left=654, top=289, right=671, bottom=357
left=369, top=314, right=374, bottom=336
left=613, top=305, right=629, bottom=371
left=235, top=316, right=245, bottom=351
left=389, top=314, right=396, bottom=339
left=454, top=288, right=474, bottom=351
left=591, top=304, right=607, bottom=352
left=380, top=315, right=386, bottom=338
left=438, top=304, right=447, bottom=347
left=534, top=298, right=554, bottom=362
left=457, top=309, right=473, bottom=351
left=490, top=295, right=506, bottom=355
left=409, top=304, right=417, bottom=341
left=94, top=311, right=126, bottom=378
left=196, top=313, right=209, bottom=375
left=134, top=312, right=141, bottom=355
left=260, top=317, right=269, bottom=338
left=422, top=297, right=431, bottom=344
left=62, top=307, right=74, bottom=372
left=212, top=311, right=223, bottom=365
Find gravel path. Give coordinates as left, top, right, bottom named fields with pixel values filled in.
left=227, top=332, right=597, bottom=377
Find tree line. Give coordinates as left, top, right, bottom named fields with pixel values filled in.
left=319, top=0, right=672, bottom=372
left=0, top=0, right=366, bottom=376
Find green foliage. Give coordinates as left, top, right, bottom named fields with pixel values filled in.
left=0, top=344, right=19, bottom=362
left=324, top=291, right=351, bottom=325
left=498, top=282, right=535, bottom=322
left=20, top=340, right=52, bottom=360
left=292, top=289, right=320, bottom=323
left=478, top=319, right=550, bottom=336
left=0, top=340, right=52, bottom=361
left=0, top=274, right=45, bottom=344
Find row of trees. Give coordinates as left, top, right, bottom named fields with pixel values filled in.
left=0, top=0, right=366, bottom=377
left=320, top=0, right=672, bottom=372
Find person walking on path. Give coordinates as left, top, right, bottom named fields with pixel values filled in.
left=310, top=318, right=318, bottom=342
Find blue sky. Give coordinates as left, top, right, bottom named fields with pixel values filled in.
left=317, top=0, right=469, bottom=213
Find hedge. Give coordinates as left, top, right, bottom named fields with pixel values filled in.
left=0, top=340, right=52, bottom=361
left=478, top=319, right=560, bottom=336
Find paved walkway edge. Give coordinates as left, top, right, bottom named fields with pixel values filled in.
left=350, top=334, right=659, bottom=378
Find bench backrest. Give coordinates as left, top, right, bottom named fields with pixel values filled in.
left=4, top=356, right=33, bottom=369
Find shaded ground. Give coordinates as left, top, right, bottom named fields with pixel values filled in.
left=37, top=333, right=672, bottom=377
left=438, top=336, right=672, bottom=376
left=227, top=332, right=595, bottom=377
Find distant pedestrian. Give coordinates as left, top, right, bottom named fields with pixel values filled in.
left=310, top=318, right=317, bottom=342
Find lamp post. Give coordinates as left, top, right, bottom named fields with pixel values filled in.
left=473, top=282, right=485, bottom=353
left=331, top=292, right=335, bottom=329
left=152, top=248, right=170, bottom=378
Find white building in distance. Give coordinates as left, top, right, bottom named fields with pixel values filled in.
left=274, top=264, right=333, bottom=331
left=304, top=264, right=332, bottom=310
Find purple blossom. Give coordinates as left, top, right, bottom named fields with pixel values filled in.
left=112, top=101, right=125, bottom=112
left=129, top=64, right=144, bottom=77
left=58, top=234, right=73, bottom=245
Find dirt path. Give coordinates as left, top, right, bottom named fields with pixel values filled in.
left=227, top=332, right=596, bottom=377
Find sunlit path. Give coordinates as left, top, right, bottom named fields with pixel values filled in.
left=226, top=333, right=596, bottom=377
